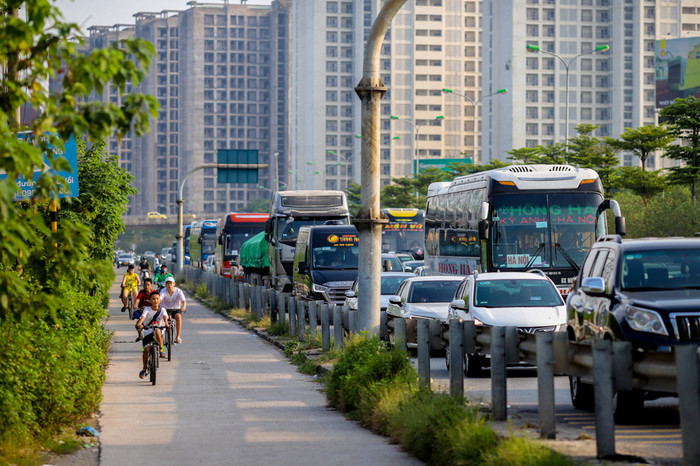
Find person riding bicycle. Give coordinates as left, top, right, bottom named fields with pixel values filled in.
left=139, top=257, right=151, bottom=279
left=120, top=264, right=141, bottom=313
left=133, top=278, right=155, bottom=342
left=136, top=291, right=170, bottom=379
left=160, top=276, right=186, bottom=344
left=154, top=264, right=174, bottom=290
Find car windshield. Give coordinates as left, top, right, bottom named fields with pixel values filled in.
left=382, top=255, right=403, bottom=271
left=620, top=248, right=700, bottom=291
left=381, top=276, right=411, bottom=295
left=408, top=280, right=461, bottom=303
left=474, top=279, right=564, bottom=307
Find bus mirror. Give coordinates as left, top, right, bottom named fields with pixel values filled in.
left=297, top=261, right=307, bottom=274
left=615, top=216, right=626, bottom=236
left=218, top=234, right=223, bottom=245
left=264, top=218, right=272, bottom=234
left=480, top=202, right=490, bottom=221
left=198, top=236, right=202, bottom=244
left=478, top=220, right=489, bottom=240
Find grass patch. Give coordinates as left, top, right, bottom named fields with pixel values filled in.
left=194, top=282, right=208, bottom=300
left=227, top=308, right=271, bottom=329
left=267, top=320, right=289, bottom=336
left=322, top=335, right=572, bottom=466
left=482, top=435, right=575, bottom=466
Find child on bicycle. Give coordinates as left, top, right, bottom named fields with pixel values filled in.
left=136, top=291, right=170, bottom=379
left=120, top=264, right=141, bottom=312
left=133, top=278, right=155, bottom=342
left=153, top=264, right=174, bottom=290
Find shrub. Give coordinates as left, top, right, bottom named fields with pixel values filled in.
left=325, top=335, right=417, bottom=412
left=482, top=435, right=574, bottom=466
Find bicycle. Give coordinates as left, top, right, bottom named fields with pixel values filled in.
left=162, top=313, right=177, bottom=362
left=126, top=292, right=134, bottom=320
left=143, top=323, right=169, bottom=385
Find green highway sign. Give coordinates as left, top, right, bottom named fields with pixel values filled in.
left=217, top=149, right=259, bottom=184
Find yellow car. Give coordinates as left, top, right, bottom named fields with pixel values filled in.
left=147, top=211, right=167, bottom=220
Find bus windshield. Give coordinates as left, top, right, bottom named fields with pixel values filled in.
left=228, top=227, right=262, bottom=258
left=278, top=217, right=350, bottom=242
left=491, top=193, right=605, bottom=271
left=202, top=230, right=217, bottom=255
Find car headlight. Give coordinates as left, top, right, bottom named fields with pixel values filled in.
left=624, top=306, right=668, bottom=336
left=312, top=284, right=330, bottom=294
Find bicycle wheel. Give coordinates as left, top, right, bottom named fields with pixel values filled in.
left=167, top=325, right=173, bottom=361
left=149, top=344, right=157, bottom=385
left=128, top=295, right=133, bottom=320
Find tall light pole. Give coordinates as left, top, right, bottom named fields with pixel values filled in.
left=272, top=152, right=279, bottom=192
left=390, top=115, right=444, bottom=176
left=442, top=87, right=508, bottom=162
left=526, top=43, right=609, bottom=153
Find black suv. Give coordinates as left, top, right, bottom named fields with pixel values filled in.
left=566, top=235, right=700, bottom=415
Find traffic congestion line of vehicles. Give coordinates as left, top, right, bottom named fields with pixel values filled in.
left=159, top=164, right=700, bottom=414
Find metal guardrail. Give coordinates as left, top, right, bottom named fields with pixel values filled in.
left=173, top=263, right=700, bottom=464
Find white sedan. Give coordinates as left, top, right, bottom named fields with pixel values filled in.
left=385, top=276, right=463, bottom=351
left=446, top=270, right=566, bottom=376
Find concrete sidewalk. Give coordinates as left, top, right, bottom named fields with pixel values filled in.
left=99, top=277, right=420, bottom=465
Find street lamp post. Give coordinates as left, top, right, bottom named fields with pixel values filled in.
left=442, top=87, right=508, bottom=162
left=272, top=152, right=279, bottom=193
left=390, top=115, right=444, bottom=176
left=526, top=44, right=609, bottom=153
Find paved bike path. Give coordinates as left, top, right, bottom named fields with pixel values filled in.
left=99, top=277, right=420, bottom=465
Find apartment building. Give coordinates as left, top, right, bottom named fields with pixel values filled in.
left=84, top=0, right=291, bottom=217
left=480, top=0, right=700, bottom=169
left=291, top=0, right=482, bottom=190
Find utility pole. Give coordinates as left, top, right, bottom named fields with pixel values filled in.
left=354, top=0, right=407, bottom=335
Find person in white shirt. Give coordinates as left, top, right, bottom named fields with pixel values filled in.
left=136, top=292, right=170, bottom=379
left=160, top=276, right=187, bottom=344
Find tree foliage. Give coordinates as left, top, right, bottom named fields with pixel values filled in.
left=659, top=96, right=700, bottom=203
left=610, top=167, right=667, bottom=206
left=604, top=125, right=673, bottom=172
left=0, top=0, right=158, bottom=454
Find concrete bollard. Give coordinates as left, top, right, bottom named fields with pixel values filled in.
left=491, top=327, right=507, bottom=421
left=254, top=286, right=262, bottom=320
left=380, top=310, right=387, bottom=340
left=536, top=332, right=556, bottom=439
left=348, top=309, right=357, bottom=336
left=676, top=344, right=700, bottom=465
left=288, top=296, right=296, bottom=336
left=278, top=292, right=286, bottom=326
left=308, top=300, right=318, bottom=339
left=269, top=289, right=277, bottom=324
left=238, top=282, right=244, bottom=309
left=333, top=305, right=344, bottom=351
left=417, top=319, right=430, bottom=387
left=243, top=283, right=250, bottom=310
left=321, top=303, right=330, bottom=352
left=448, top=320, right=464, bottom=399
left=394, top=318, right=407, bottom=353
left=297, top=299, right=306, bottom=342
left=592, top=339, right=615, bottom=458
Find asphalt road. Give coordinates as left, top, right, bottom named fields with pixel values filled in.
left=98, top=275, right=420, bottom=465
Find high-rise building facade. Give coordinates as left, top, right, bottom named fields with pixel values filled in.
left=85, top=1, right=291, bottom=217
left=481, top=0, right=676, bottom=169
left=290, top=0, right=482, bottom=190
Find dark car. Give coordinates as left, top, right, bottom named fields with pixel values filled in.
left=566, top=235, right=700, bottom=416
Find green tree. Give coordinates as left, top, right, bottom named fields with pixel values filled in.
left=610, top=167, right=667, bottom=206
left=242, top=197, right=270, bottom=213
left=659, top=96, right=700, bottom=204
left=567, top=124, right=621, bottom=196
left=0, top=0, right=158, bottom=454
left=604, top=125, right=674, bottom=172
left=346, top=181, right=361, bottom=217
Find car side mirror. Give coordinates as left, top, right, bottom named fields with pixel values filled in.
left=450, top=298, right=467, bottom=310
left=345, top=290, right=356, bottom=298
left=389, top=296, right=402, bottom=305
left=581, top=277, right=606, bottom=295
left=404, top=266, right=413, bottom=272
